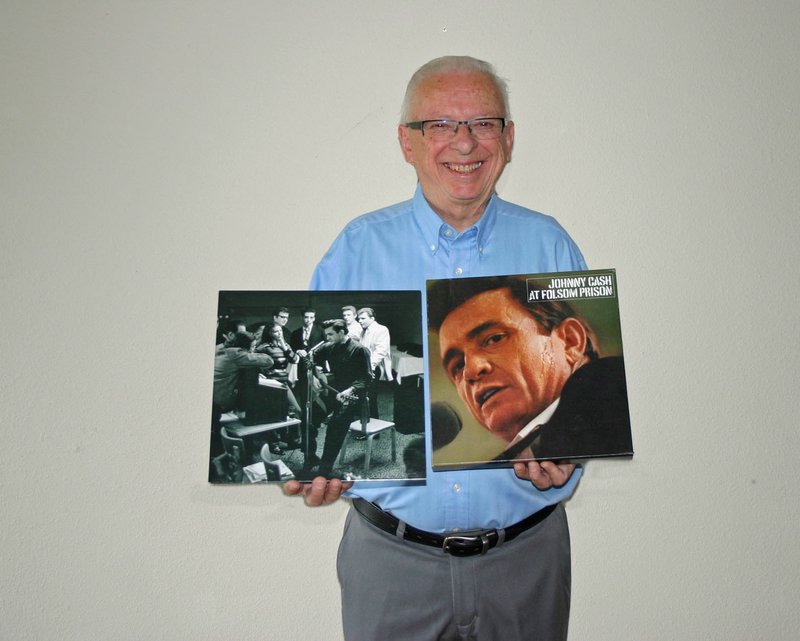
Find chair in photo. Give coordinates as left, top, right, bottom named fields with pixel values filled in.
left=216, top=426, right=247, bottom=483
left=339, top=396, right=397, bottom=476
left=261, top=443, right=285, bottom=481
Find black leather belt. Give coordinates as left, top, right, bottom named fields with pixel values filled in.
left=352, top=498, right=557, bottom=557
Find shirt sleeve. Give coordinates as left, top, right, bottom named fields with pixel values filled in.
left=555, top=233, right=589, bottom=271
left=233, top=350, right=274, bottom=370
left=310, top=228, right=351, bottom=290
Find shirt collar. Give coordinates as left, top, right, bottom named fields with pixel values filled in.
left=411, top=184, right=497, bottom=255
left=508, top=397, right=561, bottom=447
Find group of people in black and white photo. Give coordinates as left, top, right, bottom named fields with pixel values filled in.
left=211, top=302, right=399, bottom=479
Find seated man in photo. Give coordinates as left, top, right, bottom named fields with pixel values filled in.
left=297, top=320, right=372, bottom=477
left=210, top=332, right=275, bottom=463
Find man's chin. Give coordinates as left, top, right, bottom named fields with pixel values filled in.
left=483, top=417, right=524, bottom=443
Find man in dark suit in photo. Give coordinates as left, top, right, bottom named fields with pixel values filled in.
left=290, top=308, right=326, bottom=465
left=297, top=320, right=372, bottom=478
left=290, top=308, right=324, bottom=353
left=272, top=306, right=291, bottom=343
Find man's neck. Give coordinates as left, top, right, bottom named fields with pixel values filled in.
left=427, top=194, right=492, bottom=233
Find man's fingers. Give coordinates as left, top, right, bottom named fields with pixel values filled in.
left=513, top=460, right=576, bottom=490
left=322, top=478, right=353, bottom=504
left=513, top=461, right=549, bottom=485
left=540, top=461, right=575, bottom=487
left=281, top=477, right=353, bottom=507
left=513, top=462, right=533, bottom=481
left=302, top=476, right=330, bottom=506
left=282, top=479, right=303, bottom=496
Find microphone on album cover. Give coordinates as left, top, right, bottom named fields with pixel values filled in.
left=431, top=401, right=463, bottom=450
left=307, top=341, right=328, bottom=355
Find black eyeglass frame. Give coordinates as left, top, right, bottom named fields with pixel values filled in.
left=404, top=117, right=507, bottom=138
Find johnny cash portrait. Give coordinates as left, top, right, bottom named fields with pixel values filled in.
left=427, top=270, right=633, bottom=470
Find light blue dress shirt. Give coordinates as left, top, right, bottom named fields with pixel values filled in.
left=310, top=185, right=588, bottom=532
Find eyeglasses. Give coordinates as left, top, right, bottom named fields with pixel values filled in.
left=404, top=117, right=506, bottom=140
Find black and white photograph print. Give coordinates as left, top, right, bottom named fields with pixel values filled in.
left=209, top=290, right=426, bottom=483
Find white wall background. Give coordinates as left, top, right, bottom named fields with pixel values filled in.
left=2, top=1, right=799, bottom=640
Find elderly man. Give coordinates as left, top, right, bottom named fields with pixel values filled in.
left=285, top=56, right=587, bottom=641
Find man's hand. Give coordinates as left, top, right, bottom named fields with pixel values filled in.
left=513, top=460, right=576, bottom=490
left=336, top=387, right=354, bottom=404
left=282, top=476, right=353, bottom=507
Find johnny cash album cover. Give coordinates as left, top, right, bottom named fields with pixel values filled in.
left=426, top=269, right=633, bottom=470
left=209, top=290, right=426, bottom=484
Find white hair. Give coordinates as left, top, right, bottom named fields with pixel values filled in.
left=400, top=55, right=511, bottom=123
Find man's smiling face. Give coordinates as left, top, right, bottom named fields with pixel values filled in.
left=398, top=71, right=514, bottom=230
left=438, top=288, right=574, bottom=442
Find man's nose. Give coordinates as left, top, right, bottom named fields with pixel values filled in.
left=464, top=352, right=491, bottom=381
left=449, top=123, right=479, bottom=153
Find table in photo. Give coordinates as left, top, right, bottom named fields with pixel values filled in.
left=390, top=346, right=424, bottom=384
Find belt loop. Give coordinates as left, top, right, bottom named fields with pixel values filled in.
left=496, top=527, right=506, bottom=546
left=395, top=519, right=407, bottom=540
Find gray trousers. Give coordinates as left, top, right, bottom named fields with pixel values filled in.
left=337, top=503, right=571, bottom=641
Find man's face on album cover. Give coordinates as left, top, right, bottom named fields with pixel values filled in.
left=438, top=288, right=581, bottom=442
left=303, top=312, right=315, bottom=327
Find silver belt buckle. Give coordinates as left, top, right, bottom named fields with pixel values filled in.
left=442, top=533, right=492, bottom=555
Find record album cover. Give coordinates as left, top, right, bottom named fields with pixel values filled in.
left=209, top=290, right=425, bottom=483
left=426, top=270, right=633, bottom=470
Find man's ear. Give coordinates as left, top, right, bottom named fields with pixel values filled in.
left=504, top=120, right=515, bottom=162
left=398, top=125, right=414, bottom=164
left=552, top=318, right=587, bottom=369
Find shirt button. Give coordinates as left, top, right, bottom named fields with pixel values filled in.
left=453, top=483, right=462, bottom=492
left=444, top=229, right=453, bottom=237
left=430, top=244, right=437, bottom=252
left=454, top=267, right=463, bottom=276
